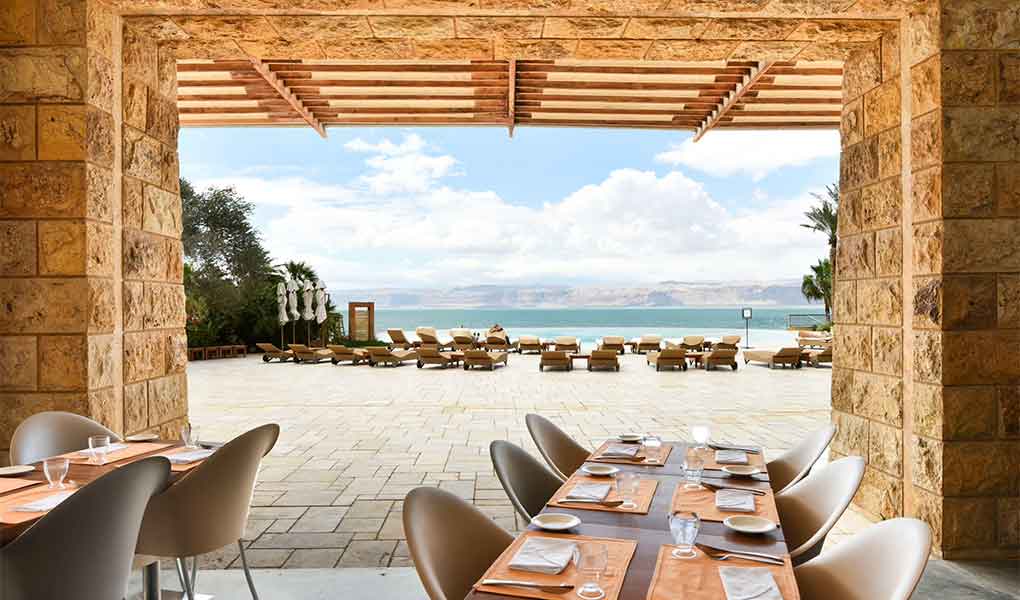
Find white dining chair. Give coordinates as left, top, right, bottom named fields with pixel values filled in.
left=490, top=440, right=563, bottom=521
left=766, top=424, right=837, bottom=494
left=795, top=518, right=932, bottom=600
left=9, top=411, right=122, bottom=465
left=775, top=456, right=865, bottom=565
left=525, top=413, right=590, bottom=481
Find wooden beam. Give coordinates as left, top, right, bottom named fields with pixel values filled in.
left=507, top=59, right=516, bottom=138
left=693, top=61, right=774, bottom=143
left=247, top=56, right=326, bottom=138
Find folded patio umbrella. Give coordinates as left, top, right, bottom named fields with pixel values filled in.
left=301, top=280, right=315, bottom=321
left=287, top=279, right=300, bottom=321
left=276, top=281, right=288, bottom=325
left=315, top=280, right=328, bottom=324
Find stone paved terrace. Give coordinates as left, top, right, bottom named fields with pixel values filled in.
left=186, top=348, right=836, bottom=571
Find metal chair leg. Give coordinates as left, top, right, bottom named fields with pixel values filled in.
left=189, top=555, right=199, bottom=593
left=237, top=539, right=261, bottom=600
left=175, top=557, right=196, bottom=600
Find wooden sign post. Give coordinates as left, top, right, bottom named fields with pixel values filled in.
left=348, top=302, right=375, bottom=341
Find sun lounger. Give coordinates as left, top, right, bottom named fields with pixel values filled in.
left=539, top=350, right=572, bottom=371
left=463, top=350, right=508, bottom=371
left=797, top=330, right=832, bottom=349
left=366, top=346, right=418, bottom=367
left=647, top=348, right=687, bottom=371
left=517, top=335, right=544, bottom=354
left=743, top=347, right=804, bottom=369
left=415, top=327, right=452, bottom=350
left=720, top=335, right=741, bottom=346
left=630, top=334, right=662, bottom=354
left=554, top=336, right=580, bottom=353
left=450, top=329, right=476, bottom=351
left=681, top=335, right=706, bottom=352
left=387, top=329, right=414, bottom=350
left=326, top=345, right=369, bottom=365
left=598, top=336, right=626, bottom=355
left=805, top=346, right=832, bottom=367
left=416, top=346, right=463, bottom=369
left=587, top=349, right=620, bottom=371
left=484, top=332, right=514, bottom=352
left=703, top=347, right=739, bottom=371
left=288, top=344, right=333, bottom=364
left=256, top=343, right=294, bottom=363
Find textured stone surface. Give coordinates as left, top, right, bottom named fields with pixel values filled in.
left=144, top=283, right=186, bottom=329
left=912, top=221, right=943, bottom=275
left=123, top=127, right=163, bottom=186
left=944, top=497, right=998, bottom=551
left=941, top=0, right=1020, bottom=50
left=621, top=18, right=707, bottom=39
left=999, top=498, right=1020, bottom=547
left=700, top=18, right=799, bottom=40
left=0, top=392, right=87, bottom=448
left=864, top=77, right=900, bottom=137
left=142, top=184, right=181, bottom=237
left=943, top=107, right=1020, bottom=163
left=858, top=176, right=901, bottom=231
left=998, top=163, right=1020, bottom=216
left=999, top=274, right=1020, bottom=328
left=854, top=371, right=903, bottom=427
left=835, top=232, right=874, bottom=279
left=85, top=164, right=113, bottom=223
left=123, top=330, right=165, bottom=384
left=857, top=278, right=902, bottom=326
left=942, top=51, right=996, bottom=105
left=1002, top=53, right=1020, bottom=104
left=729, top=41, right=804, bottom=61
left=943, top=219, right=1020, bottom=273
left=0, top=336, right=37, bottom=391
left=38, top=335, right=86, bottom=391
left=123, top=79, right=147, bottom=130
left=165, top=329, right=188, bottom=374
left=123, top=228, right=171, bottom=282
left=0, top=0, right=35, bottom=46
left=123, top=381, right=148, bottom=433
left=319, top=38, right=413, bottom=60
left=834, top=324, right=871, bottom=371
left=86, top=52, right=114, bottom=114
left=87, top=333, right=115, bottom=390
left=37, top=0, right=86, bottom=46
left=875, top=227, right=902, bottom=277
left=0, top=278, right=88, bottom=335
left=942, top=330, right=1020, bottom=386
left=122, top=28, right=157, bottom=85
left=912, top=435, right=943, bottom=493
left=414, top=39, right=493, bottom=59
left=0, top=220, right=35, bottom=276
left=495, top=39, right=578, bottom=59
left=839, top=136, right=878, bottom=191
left=856, top=465, right=902, bottom=519
left=645, top=40, right=737, bottom=60
left=832, top=410, right=868, bottom=456
left=88, top=278, right=114, bottom=333
left=145, top=91, right=177, bottom=147
left=843, top=43, right=881, bottom=102
left=123, top=176, right=144, bottom=230
left=0, top=47, right=84, bottom=102
left=85, top=106, right=114, bottom=168
left=0, top=105, right=35, bottom=160
left=833, top=279, right=856, bottom=323
left=870, top=326, right=903, bottom=376
left=942, top=163, right=994, bottom=217
left=544, top=17, right=628, bottom=38
left=368, top=16, right=454, bottom=38
left=943, top=441, right=1019, bottom=497
left=38, top=220, right=85, bottom=275
left=840, top=98, right=862, bottom=147
left=831, top=367, right=853, bottom=412
left=86, top=221, right=113, bottom=277
left=147, top=372, right=186, bottom=425
left=87, top=386, right=121, bottom=433
left=123, top=281, right=145, bottom=332
left=914, top=330, right=943, bottom=384
left=911, top=166, right=941, bottom=222
left=941, top=274, right=997, bottom=330
left=910, top=110, right=943, bottom=172
left=869, top=421, right=902, bottom=477
left=38, top=104, right=85, bottom=161
left=876, top=126, right=900, bottom=180
left=911, top=55, right=940, bottom=117
left=575, top=40, right=651, bottom=59
left=913, top=276, right=941, bottom=329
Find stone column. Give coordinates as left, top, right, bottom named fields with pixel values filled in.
left=0, top=1, right=186, bottom=462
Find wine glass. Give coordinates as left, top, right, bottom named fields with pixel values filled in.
left=88, top=434, right=110, bottom=465
left=669, top=511, right=701, bottom=559
left=43, top=458, right=70, bottom=489
left=642, top=434, right=662, bottom=464
left=683, top=455, right=704, bottom=489
left=181, top=423, right=199, bottom=449
left=691, top=425, right=711, bottom=450
left=615, top=472, right=640, bottom=510
left=575, top=542, right=609, bottom=600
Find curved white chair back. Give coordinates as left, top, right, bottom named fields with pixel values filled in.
left=10, top=411, right=121, bottom=465
left=767, top=425, right=836, bottom=494
left=525, top=413, right=590, bottom=481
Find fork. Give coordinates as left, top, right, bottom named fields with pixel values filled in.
left=700, top=549, right=783, bottom=566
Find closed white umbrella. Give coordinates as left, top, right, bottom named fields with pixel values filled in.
left=276, top=282, right=288, bottom=325
left=287, top=280, right=300, bottom=321
left=301, top=280, right=315, bottom=321
left=315, top=282, right=327, bottom=324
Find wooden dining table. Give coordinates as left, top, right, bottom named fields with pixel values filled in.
left=0, top=439, right=203, bottom=600
left=467, top=441, right=799, bottom=600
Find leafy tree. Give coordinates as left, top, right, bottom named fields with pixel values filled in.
left=802, top=259, right=833, bottom=321
left=802, top=183, right=839, bottom=272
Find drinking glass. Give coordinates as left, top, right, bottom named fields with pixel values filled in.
left=43, top=457, right=70, bottom=489
left=615, top=472, right=640, bottom=510
left=683, top=455, right=704, bottom=489
left=88, top=434, right=110, bottom=465
left=691, top=425, right=711, bottom=450
left=181, top=422, right=199, bottom=449
left=641, top=435, right=662, bottom=464
left=669, top=511, right=701, bottom=559
left=575, top=542, right=609, bottom=600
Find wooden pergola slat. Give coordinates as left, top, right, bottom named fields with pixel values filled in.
left=693, top=61, right=774, bottom=143
left=247, top=57, right=327, bottom=138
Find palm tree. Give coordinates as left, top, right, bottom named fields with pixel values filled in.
left=277, top=260, right=318, bottom=284
left=802, top=184, right=839, bottom=273
left=802, top=259, right=833, bottom=321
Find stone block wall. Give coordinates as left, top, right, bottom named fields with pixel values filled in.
left=0, top=0, right=185, bottom=462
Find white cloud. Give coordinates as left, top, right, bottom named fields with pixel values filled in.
left=655, top=130, right=840, bottom=181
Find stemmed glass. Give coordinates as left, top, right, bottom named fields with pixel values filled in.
left=614, top=472, right=640, bottom=510
left=641, top=434, right=662, bottom=464
left=88, top=434, right=110, bottom=465
left=43, top=458, right=70, bottom=489
left=669, top=511, right=701, bottom=559
left=691, top=425, right=711, bottom=450
left=181, top=422, right=200, bottom=449
left=683, top=455, right=704, bottom=490
left=575, top=542, right=609, bottom=600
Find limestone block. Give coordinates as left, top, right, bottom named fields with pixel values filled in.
left=943, top=441, right=1019, bottom=497
left=837, top=189, right=860, bottom=235
left=0, top=392, right=87, bottom=448
left=86, top=333, right=114, bottom=390
left=156, top=45, right=177, bottom=99
left=839, top=136, right=878, bottom=191
left=123, top=228, right=169, bottom=282
left=85, top=106, right=114, bottom=168
left=85, top=164, right=112, bottom=223
left=913, top=383, right=944, bottom=439
left=144, top=283, right=186, bottom=330
left=0, top=279, right=87, bottom=334
left=913, top=329, right=943, bottom=384
left=943, top=163, right=994, bottom=217
left=123, top=176, right=144, bottom=230
left=834, top=324, right=871, bottom=371
left=142, top=184, right=182, bottom=237
left=651, top=0, right=768, bottom=11
left=997, top=387, right=1019, bottom=439
left=85, top=1, right=112, bottom=58
left=945, top=497, right=999, bottom=552
left=787, top=19, right=891, bottom=43
left=38, top=220, right=85, bottom=275
left=166, top=239, right=183, bottom=283
left=858, top=176, right=901, bottom=231
left=996, top=163, right=1020, bottom=216
left=544, top=17, right=627, bottom=38
left=123, top=127, right=163, bottom=186
left=876, top=127, right=900, bottom=180
left=622, top=18, right=709, bottom=39
left=123, top=330, right=165, bottom=384
left=123, top=281, right=145, bottom=332
left=38, top=334, right=86, bottom=391
left=798, top=41, right=869, bottom=62
left=912, top=221, right=943, bottom=275
left=913, top=486, right=944, bottom=551
left=37, top=0, right=86, bottom=45
left=87, top=278, right=114, bottom=333
left=942, top=51, right=996, bottom=106
left=269, top=15, right=373, bottom=41
left=998, top=274, right=1020, bottom=328
left=122, top=28, right=157, bottom=86
left=942, top=330, right=1020, bottom=386
left=836, top=232, right=875, bottom=279
left=833, top=279, right=856, bottom=324
left=1001, top=53, right=1020, bottom=104
left=146, top=91, right=178, bottom=147
left=941, top=274, right=997, bottom=330
left=840, top=98, right=862, bottom=148
left=913, top=275, right=941, bottom=329
left=912, top=110, right=945, bottom=172
left=842, top=43, right=881, bottom=103
left=880, top=27, right=900, bottom=83
left=645, top=40, right=737, bottom=61
left=0, top=0, right=35, bottom=45
left=875, top=228, right=902, bottom=277
left=911, top=55, right=940, bottom=117
left=729, top=41, right=805, bottom=62
left=699, top=18, right=799, bottom=41
left=165, top=329, right=187, bottom=374
left=0, top=105, right=35, bottom=160
left=123, top=79, right=147, bottom=131
left=495, top=39, right=578, bottom=60
left=911, top=434, right=943, bottom=493
left=943, top=107, right=1020, bottom=163
left=951, top=386, right=996, bottom=441
left=147, top=372, right=187, bottom=426
left=911, top=166, right=941, bottom=223
left=87, top=386, right=120, bottom=435
left=86, top=51, right=113, bottom=115
left=570, top=40, right=649, bottom=60
left=86, top=221, right=114, bottom=277
left=832, top=410, right=868, bottom=456
left=320, top=39, right=413, bottom=61
left=831, top=367, right=854, bottom=412
left=864, top=77, right=900, bottom=137
left=857, top=278, right=901, bottom=326
left=0, top=336, right=37, bottom=391
left=854, top=371, right=903, bottom=427
left=999, top=498, right=1020, bottom=547
left=856, top=465, right=902, bottom=519
left=413, top=39, right=493, bottom=60
left=123, top=381, right=148, bottom=433
left=0, top=220, right=35, bottom=276
left=868, top=421, right=903, bottom=477
left=0, top=47, right=85, bottom=102
left=161, top=147, right=180, bottom=194
left=368, top=16, right=455, bottom=38
left=906, top=0, right=939, bottom=65
left=871, top=327, right=903, bottom=376
left=941, top=0, right=1020, bottom=50
left=37, top=104, right=85, bottom=161
left=944, top=219, right=1020, bottom=273
left=156, top=416, right=187, bottom=442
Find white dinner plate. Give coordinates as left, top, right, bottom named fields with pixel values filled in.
left=581, top=464, right=620, bottom=477
left=531, top=513, right=581, bottom=531
left=617, top=434, right=643, bottom=443
left=0, top=465, right=35, bottom=477
left=722, top=465, right=761, bottom=478
left=125, top=433, right=159, bottom=442
left=724, top=515, right=777, bottom=535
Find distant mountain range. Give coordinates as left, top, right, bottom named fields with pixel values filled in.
left=336, top=280, right=815, bottom=308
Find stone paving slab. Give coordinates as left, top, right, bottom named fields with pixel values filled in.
left=187, top=350, right=834, bottom=569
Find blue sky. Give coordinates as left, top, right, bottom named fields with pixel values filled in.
left=180, top=126, right=839, bottom=289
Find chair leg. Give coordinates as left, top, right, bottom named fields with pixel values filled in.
left=176, top=557, right=196, bottom=600
left=238, top=539, right=261, bottom=600
left=189, top=555, right=199, bottom=593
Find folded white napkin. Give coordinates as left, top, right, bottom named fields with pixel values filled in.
left=565, top=483, right=611, bottom=501
left=166, top=448, right=215, bottom=464
left=508, top=537, right=577, bottom=575
left=715, top=450, right=749, bottom=465
left=718, top=567, right=783, bottom=600
left=12, top=490, right=75, bottom=513
left=601, top=445, right=640, bottom=458
left=76, top=442, right=128, bottom=456
left=715, top=489, right=757, bottom=513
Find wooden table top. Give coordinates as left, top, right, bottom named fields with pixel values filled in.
left=467, top=442, right=795, bottom=600
left=0, top=440, right=187, bottom=546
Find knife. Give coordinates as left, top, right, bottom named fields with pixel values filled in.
left=558, top=499, right=625, bottom=507
left=702, top=481, right=766, bottom=496
left=481, top=579, right=575, bottom=592
left=709, top=443, right=761, bottom=454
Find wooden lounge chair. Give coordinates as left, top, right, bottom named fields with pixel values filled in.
left=326, top=345, right=369, bottom=365
left=417, top=346, right=462, bottom=369
left=484, top=333, right=513, bottom=352
left=647, top=348, right=687, bottom=371
left=288, top=343, right=333, bottom=364
left=806, top=346, right=832, bottom=367
left=599, top=336, right=626, bottom=355
left=587, top=349, right=620, bottom=371
left=387, top=329, right=414, bottom=350
left=539, top=351, right=571, bottom=371
left=366, top=346, right=418, bottom=367
left=463, top=350, right=508, bottom=371
left=632, top=334, right=662, bottom=354
left=797, top=330, right=832, bottom=349
left=517, top=335, right=543, bottom=354
left=553, top=336, right=580, bottom=353
left=681, top=335, right=706, bottom=352
left=720, top=335, right=741, bottom=346
left=450, top=329, right=476, bottom=351
left=703, top=347, right=739, bottom=371
left=744, top=347, right=804, bottom=369
left=255, top=343, right=293, bottom=363
left=416, top=327, right=452, bottom=350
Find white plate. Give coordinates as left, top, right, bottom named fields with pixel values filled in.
left=581, top=464, right=620, bottom=477
left=724, top=515, right=777, bottom=535
left=617, top=434, right=643, bottom=443
left=125, top=433, right=159, bottom=442
left=0, top=465, right=35, bottom=477
left=531, top=513, right=581, bottom=531
left=722, top=465, right=761, bottom=478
